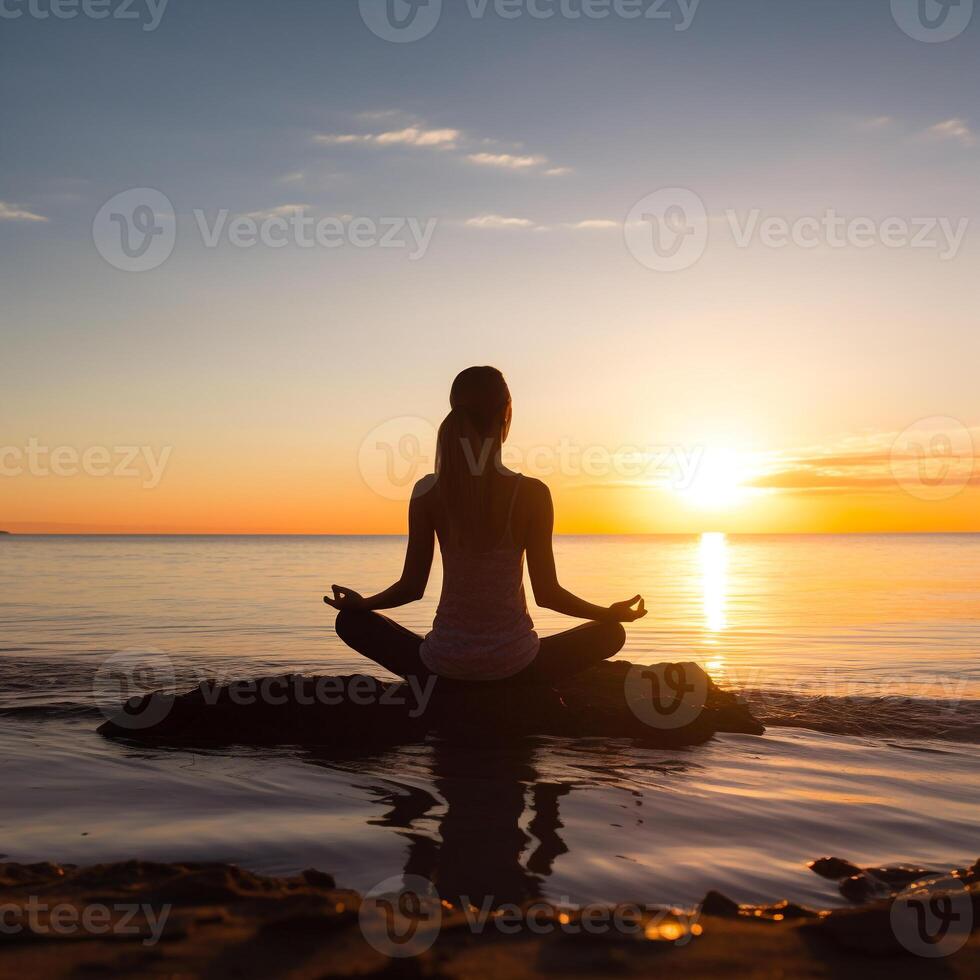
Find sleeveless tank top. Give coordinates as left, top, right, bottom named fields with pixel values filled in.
left=419, top=476, right=540, bottom=681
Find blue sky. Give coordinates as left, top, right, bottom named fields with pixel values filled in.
left=1, top=0, right=978, bottom=531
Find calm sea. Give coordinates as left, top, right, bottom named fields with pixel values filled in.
left=1, top=534, right=977, bottom=908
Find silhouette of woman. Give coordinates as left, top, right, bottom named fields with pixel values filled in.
left=326, top=366, right=646, bottom=687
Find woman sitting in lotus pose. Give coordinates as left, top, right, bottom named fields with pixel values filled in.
left=326, top=366, right=646, bottom=686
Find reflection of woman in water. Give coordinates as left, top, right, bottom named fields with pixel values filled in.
left=326, top=366, right=646, bottom=686
left=404, top=741, right=570, bottom=909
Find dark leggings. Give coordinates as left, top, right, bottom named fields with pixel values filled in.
left=335, top=608, right=625, bottom=687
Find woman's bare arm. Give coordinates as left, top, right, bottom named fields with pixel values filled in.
left=525, top=480, right=646, bottom=623
left=324, top=480, right=435, bottom=612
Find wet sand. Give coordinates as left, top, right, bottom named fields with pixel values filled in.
left=0, top=859, right=976, bottom=978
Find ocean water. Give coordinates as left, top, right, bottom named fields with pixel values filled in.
left=1, top=534, right=978, bottom=909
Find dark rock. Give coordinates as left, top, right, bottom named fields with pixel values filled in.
left=301, top=868, right=336, bottom=889
left=763, top=900, right=820, bottom=920
left=810, top=856, right=949, bottom=903
left=700, top=890, right=741, bottom=917
left=98, top=673, right=429, bottom=750
left=803, top=903, right=900, bottom=955
left=808, top=857, right=862, bottom=881
left=839, top=873, right=886, bottom=904
left=0, top=862, right=72, bottom=887
left=97, top=661, right=764, bottom=752
left=865, top=864, right=941, bottom=886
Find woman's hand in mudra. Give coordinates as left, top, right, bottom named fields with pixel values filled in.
left=606, top=596, right=647, bottom=622
left=323, top=585, right=366, bottom=611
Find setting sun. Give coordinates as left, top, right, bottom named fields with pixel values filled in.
left=677, top=449, right=750, bottom=510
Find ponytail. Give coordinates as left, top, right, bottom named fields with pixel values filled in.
left=435, top=367, right=511, bottom=548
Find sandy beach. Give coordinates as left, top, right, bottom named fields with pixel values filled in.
left=1, top=857, right=976, bottom=978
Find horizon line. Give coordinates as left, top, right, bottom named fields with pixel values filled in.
left=3, top=530, right=980, bottom=538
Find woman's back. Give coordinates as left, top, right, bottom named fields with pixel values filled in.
left=419, top=474, right=540, bottom=681
left=328, top=365, right=642, bottom=692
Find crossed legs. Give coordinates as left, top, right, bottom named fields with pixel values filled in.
left=334, top=608, right=625, bottom=686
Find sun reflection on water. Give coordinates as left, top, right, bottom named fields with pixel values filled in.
left=699, top=531, right=729, bottom=639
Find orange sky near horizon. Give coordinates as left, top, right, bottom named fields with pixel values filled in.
left=2, top=419, right=977, bottom=534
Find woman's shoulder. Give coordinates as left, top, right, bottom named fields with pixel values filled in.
left=515, top=474, right=551, bottom=502
left=411, top=473, right=439, bottom=500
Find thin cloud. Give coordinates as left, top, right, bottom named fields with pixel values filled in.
left=0, top=201, right=48, bottom=222
left=749, top=439, right=979, bottom=495
left=465, top=214, right=536, bottom=230
left=856, top=115, right=895, bottom=131
left=926, top=118, right=975, bottom=147
left=314, top=117, right=570, bottom=174
left=243, top=204, right=312, bottom=220
left=314, top=134, right=368, bottom=145
left=375, top=126, right=460, bottom=147
left=749, top=471, right=896, bottom=491
left=467, top=152, right=547, bottom=170
left=465, top=216, right=621, bottom=232
left=356, top=109, right=407, bottom=122
left=565, top=219, right=618, bottom=230
left=315, top=127, right=460, bottom=149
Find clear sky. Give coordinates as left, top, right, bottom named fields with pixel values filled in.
left=1, top=0, right=978, bottom=533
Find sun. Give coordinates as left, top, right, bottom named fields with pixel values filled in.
left=678, top=448, right=749, bottom=509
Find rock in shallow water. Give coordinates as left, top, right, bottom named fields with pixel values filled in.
left=809, top=856, right=947, bottom=903
left=96, top=660, right=764, bottom=751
